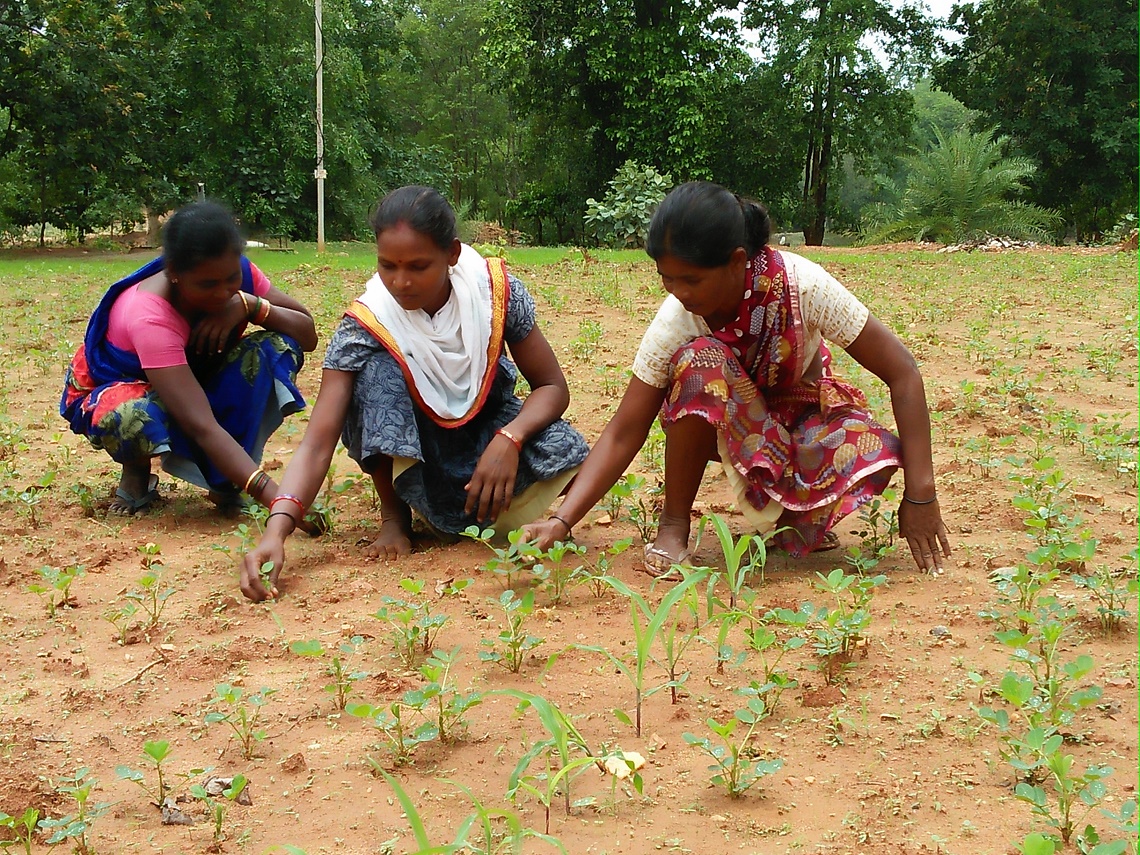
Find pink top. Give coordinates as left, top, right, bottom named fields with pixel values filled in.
left=106, top=263, right=271, bottom=369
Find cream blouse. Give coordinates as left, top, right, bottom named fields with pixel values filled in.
left=632, top=250, right=870, bottom=389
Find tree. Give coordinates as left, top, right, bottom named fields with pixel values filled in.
left=743, top=0, right=936, bottom=244
left=935, top=0, right=1138, bottom=240
left=860, top=126, right=1060, bottom=244
left=485, top=0, right=748, bottom=234
left=0, top=0, right=148, bottom=242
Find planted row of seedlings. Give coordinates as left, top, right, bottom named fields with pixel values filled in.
left=7, top=498, right=903, bottom=852
left=973, top=448, right=1137, bottom=855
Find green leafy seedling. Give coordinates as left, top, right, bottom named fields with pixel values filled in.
left=289, top=636, right=369, bottom=710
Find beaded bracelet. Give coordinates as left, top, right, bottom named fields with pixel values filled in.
left=902, top=493, right=937, bottom=505
left=243, top=467, right=266, bottom=493
left=272, top=493, right=306, bottom=515
left=496, top=427, right=523, bottom=452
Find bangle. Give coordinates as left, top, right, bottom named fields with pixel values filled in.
left=903, top=493, right=937, bottom=505
left=496, top=427, right=523, bottom=452
left=272, top=494, right=306, bottom=515
left=266, top=510, right=297, bottom=530
left=243, top=467, right=265, bottom=493
left=238, top=291, right=254, bottom=319
left=250, top=471, right=270, bottom=498
left=255, top=297, right=271, bottom=324
left=550, top=514, right=573, bottom=539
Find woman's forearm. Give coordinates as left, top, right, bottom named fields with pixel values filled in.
left=888, top=368, right=937, bottom=500
left=502, top=383, right=569, bottom=442
left=260, top=303, right=318, bottom=352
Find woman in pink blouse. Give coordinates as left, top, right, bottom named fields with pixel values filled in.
left=61, top=201, right=318, bottom=515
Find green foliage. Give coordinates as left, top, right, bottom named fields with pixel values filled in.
left=683, top=697, right=784, bottom=797
left=935, top=0, right=1138, bottom=239
left=744, top=0, right=935, bottom=244
left=289, top=636, right=370, bottom=711
left=584, top=161, right=672, bottom=248
left=38, top=767, right=111, bottom=855
left=479, top=590, right=545, bottom=673
left=204, top=684, right=277, bottom=760
left=189, top=775, right=248, bottom=848
left=373, top=577, right=469, bottom=668
left=862, top=127, right=1062, bottom=244
left=28, top=563, right=84, bottom=618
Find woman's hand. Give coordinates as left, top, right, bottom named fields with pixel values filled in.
left=240, top=535, right=286, bottom=602
left=465, top=433, right=520, bottom=524
left=898, top=498, right=952, bottom=575
left=519, top=518, right=571, bottom=551
left=189, top=293, right=248, bottom=356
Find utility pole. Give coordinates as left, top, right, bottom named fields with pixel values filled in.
left=315, top=0, right=326, bottom=253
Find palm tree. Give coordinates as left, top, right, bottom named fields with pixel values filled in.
left=861, top=127, right=1060, bottom=244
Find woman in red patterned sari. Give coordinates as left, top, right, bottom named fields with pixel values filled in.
left=525, top=181, right=950, bottom=575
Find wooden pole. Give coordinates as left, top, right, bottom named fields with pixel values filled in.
left=315, top=0, right=326, bottom=253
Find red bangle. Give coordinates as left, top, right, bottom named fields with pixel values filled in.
left=255, top=297, right=271, bottom=324
left=496, top=427, right=523, bottom=452
left=271, top=494, right=305, bottom=515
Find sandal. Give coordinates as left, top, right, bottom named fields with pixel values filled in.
left=112, top=474, right=160, bottom=515
left=816, top=531, right=840, bottom=552
left=640, top=542, right=692, bottom=578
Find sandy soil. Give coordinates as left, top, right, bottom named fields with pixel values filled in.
left=0, top=244, right=1135, bottom=855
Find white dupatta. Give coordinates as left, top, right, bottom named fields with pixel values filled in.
left=351, top=244, right=506, bottom=424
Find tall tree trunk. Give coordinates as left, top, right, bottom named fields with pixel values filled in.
left=146, top=208, right=161, bottom=247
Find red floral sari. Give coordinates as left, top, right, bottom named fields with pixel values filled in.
left=660, top=247, right=901, bottom=555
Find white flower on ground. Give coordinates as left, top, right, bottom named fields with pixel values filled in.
left=602, top=751, right=646, bottom=780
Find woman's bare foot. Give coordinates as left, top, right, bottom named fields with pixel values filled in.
left=110, top=463, right=158, bottom=515
left=364, top=517, right=413, bottom=560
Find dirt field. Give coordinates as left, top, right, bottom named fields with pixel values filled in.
left=0, top=243, right=1135, bottom=855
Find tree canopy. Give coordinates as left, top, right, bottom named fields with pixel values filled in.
left=0, top=0, right=1126, bottom=245
left=935, top=0, right=1138, bottom=240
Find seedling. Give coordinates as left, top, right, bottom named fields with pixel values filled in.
left=1013, top=730, right=1114, bottom=845
left=702, top=513, right=771, bottom=609
left=289, top=636, right=369, bottom=710
left=189, top=774, right=248, bottom=848
left=479, top=590, right=545, bottom=673
left=125, top=542, right=176, bottom=632
left=741, top=617, right=806, bottom=717
left=347, top=699, right=437, bottom=766
left=571, top=538, right=633, bottom=599
left=463, top=526, right=543, bottom=589
left=412, top=646, right=483, bottom=744
left=511, top=753, right=601, bottom=835
left=534, top=539, right=586, bottom=606
left=103, top=601, right=141, bottom=645
left=580, top=571, right=706, bottom=735
left=116, top=740, right=211, bottom=809
left=1072, top=563, right=1137, bottom=635
left=377, top=767, right=567, bottom=854
left=847, top=489, right=899, bottom=567
left=683, top=697, right=784, bottom=798
left=37, top=767, right=111, bottom=855
left=28, top=563, right=85, bottom=617
left=806, top=568, right=886, bottom=684
left=373, top=577, right=468, bottom=668
left=496, top=690, right=599, bottom=820
left=0, top=808, right=39, bottom=855
left=204, top=683, right=277, bottom=760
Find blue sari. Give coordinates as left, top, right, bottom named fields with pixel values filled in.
left=60, top=256, right=306, bottom=492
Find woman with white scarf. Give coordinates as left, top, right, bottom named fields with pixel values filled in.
left=240, top=186, right=588, bottom=601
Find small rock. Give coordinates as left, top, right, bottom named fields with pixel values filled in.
left=278, top=752, right=307, bottom=774
left=930, top=626, right=952, bottom=639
